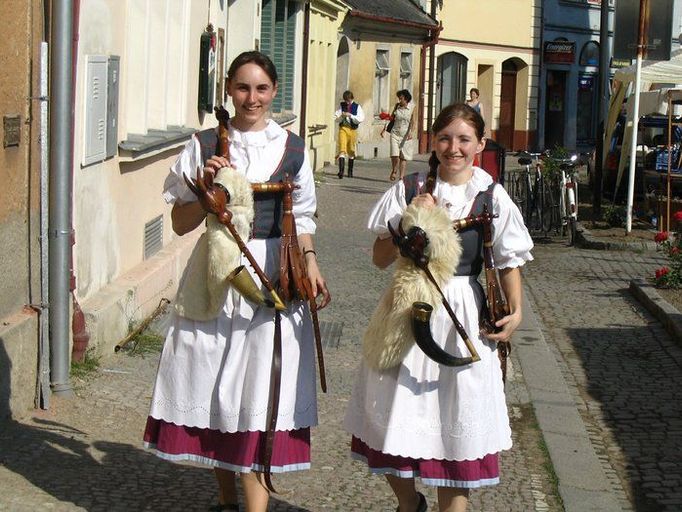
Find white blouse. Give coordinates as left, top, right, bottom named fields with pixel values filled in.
left=162, top=119, right=317, bottom=235
left=367, top=167, right=534, bottom=269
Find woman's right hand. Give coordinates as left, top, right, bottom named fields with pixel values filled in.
left=410, top=193, right=436, bottom=209
left=204, top=155, right=232, bottom=177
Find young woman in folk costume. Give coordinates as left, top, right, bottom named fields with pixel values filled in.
left=344, top=104, right=533, bottom=512
left=143, top=51, right=331, bottom=512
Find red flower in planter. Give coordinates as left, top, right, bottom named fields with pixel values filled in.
left=656, top=267, right=670, bottom=280
left=671, top=247, right=681, bottom=256
left=674, top=211, right=682, bottom=223
left=655, top=231, right=669, bottom=243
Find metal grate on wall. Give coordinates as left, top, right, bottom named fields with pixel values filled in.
left=144, top=215, right=163, bottom=260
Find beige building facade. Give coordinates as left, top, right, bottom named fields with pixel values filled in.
left=304, top=0, right=349, bottom=170
left=426, top=0, right=541, bottom=151
left=0, top=0, right=43, bottom=418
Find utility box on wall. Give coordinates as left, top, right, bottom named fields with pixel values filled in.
left=83, top=55, right=120, bottom=166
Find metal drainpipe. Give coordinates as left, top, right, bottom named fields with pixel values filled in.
left=49, top=0, right=75, bottom=397
left=426, top=1, right=438, bottom=151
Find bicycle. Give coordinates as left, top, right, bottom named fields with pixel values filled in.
left=515, top=151, right=552, bottom=234
left=557, top=155, right=580, bottom=245
left=544, top=154, right=580, bottom=245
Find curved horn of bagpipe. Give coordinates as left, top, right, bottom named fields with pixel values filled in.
left=411, top=302, right=477, bottom=366
left=388, top=217, right=480, bottom=367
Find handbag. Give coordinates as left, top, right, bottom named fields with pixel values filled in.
left=385, top=103, right=399, bottom=133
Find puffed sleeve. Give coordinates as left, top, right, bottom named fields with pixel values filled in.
left=367, top=180, right=408, bottom=239
left=162, top=135, right=203, bottom=204
left=352, top=104, right=365, bottom=124
left=491, top=184, right=534, bottom=268
left=292, top=150, right=317, bottom=235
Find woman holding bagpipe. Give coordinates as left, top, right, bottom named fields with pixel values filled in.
left=143, top=51, right=331, bottom=512
left=344, top=104, right=533, bottom=512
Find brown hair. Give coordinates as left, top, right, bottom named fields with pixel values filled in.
left=227, top=51, right=278, bottom=85
left=424, top=103, right=485, bottom=194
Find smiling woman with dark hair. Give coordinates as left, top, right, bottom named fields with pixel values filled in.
left=346, top=103, right=533, bottom=512
left=143, top=50, right=331, bottom=512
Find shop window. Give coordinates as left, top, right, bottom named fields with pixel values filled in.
left=374, top=49, right=390, bottom=116
left=576, top=74, right=598, bottom=144
left=579, top=41, right=600, bottom=67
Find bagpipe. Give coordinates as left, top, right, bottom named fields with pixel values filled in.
left=183, top=106, right=326, bottom=493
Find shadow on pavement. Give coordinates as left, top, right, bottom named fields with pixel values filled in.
left=565, top=323, right=682, bottom=512
left=0, top=343, right=308, bottom=511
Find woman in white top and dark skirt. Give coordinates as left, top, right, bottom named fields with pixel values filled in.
left=345, top=103, right=533, bottom=512
left=143, top=51, right=331, bottom=512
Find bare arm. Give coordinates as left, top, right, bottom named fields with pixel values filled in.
left=372, top=236, right=398, bottom=269
left=298, top=233, right=331, bottom=309
left=485, top=267, right=523, bottom=343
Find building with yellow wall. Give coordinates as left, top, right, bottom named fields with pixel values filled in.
left=338, top=0, right=438, bottom=160
left=426, top=0, right=541, bottom=151
left=303, top=0, right=349, bottom=170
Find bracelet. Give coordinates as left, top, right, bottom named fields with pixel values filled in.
left=304, top=249, right=317, bottom=257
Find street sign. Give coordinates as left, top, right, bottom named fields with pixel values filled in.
left=613, top=0, right=673, bottom=61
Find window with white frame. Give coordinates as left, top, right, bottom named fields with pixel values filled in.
left=400, top=51, right=413, bottom=91
left=125, top=0, right=190, bottom=135
left=374, top=49, right=390, bottom=116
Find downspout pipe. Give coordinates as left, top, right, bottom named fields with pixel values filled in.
left=419, top=22, right=441, bottom=153
left=49, top=0, right=75, bottom=396
left=426, top=1, right=439, bottom=152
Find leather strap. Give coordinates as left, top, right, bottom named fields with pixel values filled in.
left=260, top=310, right=282, bottom=494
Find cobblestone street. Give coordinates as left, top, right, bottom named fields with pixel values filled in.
left=1, top=157, right=681, bottom=511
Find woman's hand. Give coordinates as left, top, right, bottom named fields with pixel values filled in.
left=410, top=193, right=436, bottom=209
left=483, top=309, right=522, bottom=344
left=380, top=127, right=386, bottom=139
left=204, top=155, right=232, bottom=177
left=305, top=256, right=331, bottom=309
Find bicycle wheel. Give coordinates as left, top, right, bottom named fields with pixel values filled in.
left=568, top=217, right=577, bottom=245
left=541, top=178, right=559, bottom=235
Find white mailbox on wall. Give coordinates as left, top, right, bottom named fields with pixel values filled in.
left=83, top=55, right=119, bottom=166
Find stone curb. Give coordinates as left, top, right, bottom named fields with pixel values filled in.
left=516, top=289, right=623, bottom=512
left=629, top=278, right=682, bottom=344
left=575, top=223, right=658, bottom=252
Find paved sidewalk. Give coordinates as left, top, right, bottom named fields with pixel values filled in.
left=1, top=156, right=680, bottom=511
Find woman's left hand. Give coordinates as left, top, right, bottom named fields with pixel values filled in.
left=482, top=309, right=522, bottom=343
left=306, top=257, right=331, bottom=309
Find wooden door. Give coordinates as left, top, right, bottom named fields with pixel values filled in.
left=498, top=71, right=516, bottom=149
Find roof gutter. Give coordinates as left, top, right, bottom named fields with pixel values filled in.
left=419, top=20, right=442, bottom=152
left=346, top=10, right=438, bottom=34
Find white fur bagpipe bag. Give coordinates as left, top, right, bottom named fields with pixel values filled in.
left=363, top=204, right=462, bottom=370
left=174, top=168, right=254, bottom=321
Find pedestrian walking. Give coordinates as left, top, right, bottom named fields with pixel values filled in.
left=335, top=90, right=364, bottom=178
left=344, top=103, right=533, bottom=512
left=382, top=89, right=415, bottom=182
left=143, top=50, right=331, bottom=512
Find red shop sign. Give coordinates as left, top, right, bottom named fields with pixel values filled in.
left=544, top=41, right=575, bottom=64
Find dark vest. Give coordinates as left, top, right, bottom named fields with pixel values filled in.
left=403, top=172, right=495, bottom=276
left=194, top=128, right=305, bottom=239
left=339, top=101, right=360, bottom=129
